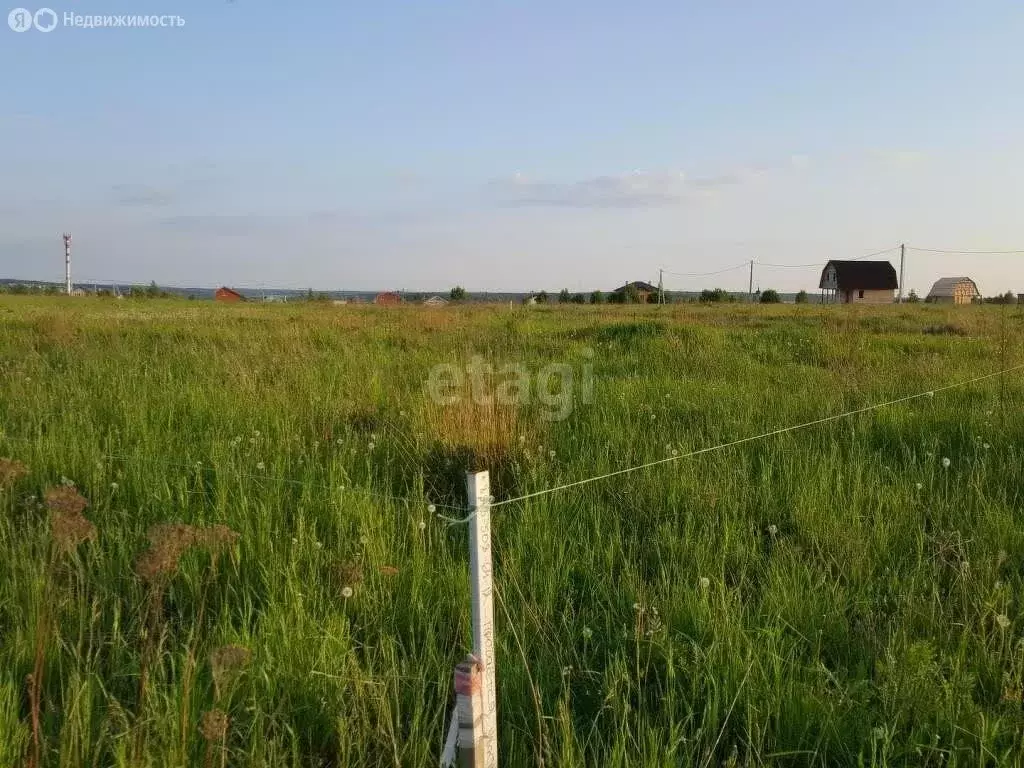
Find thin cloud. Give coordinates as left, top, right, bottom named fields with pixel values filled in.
left=111, top=184, right=177, bottom=207
left=486, top=170, right=748, bottom=209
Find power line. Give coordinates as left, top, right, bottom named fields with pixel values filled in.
left=907, top=246, right=1024, bottom=255
left=660, top=262, right=749, bottom=278
left=757, top=245, right=900, bottom=269
left=439, top=362, right=1024, bottom=524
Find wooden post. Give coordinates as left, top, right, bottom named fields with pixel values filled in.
left=454, top=658, right=484, bottom=768
left=466, top=471, right=498, bottom=767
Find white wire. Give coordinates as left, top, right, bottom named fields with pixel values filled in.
left=438, top=362, right=1024, bottom=524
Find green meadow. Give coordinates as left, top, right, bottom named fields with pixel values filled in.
left=1, top=296, right=1023, bottom=767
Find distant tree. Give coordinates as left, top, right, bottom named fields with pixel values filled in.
left=699, top=288, right=735, bottom=303
left=449, top=285, right=466, bottom=301
left=10, top=283, right=27, bottom=295
left=43, top=284, right=59, bottom=296
left=145, top=280, right=160, bottom=298
left=906, top=289, right=921, bottom=303
left=760, top=289, right=781, bottom=304
left=557, top=288, right=571, bottom=303
left=795, top=290, right=809, bottom=304
left=590, top=290, right=605, bottom=304
left=984, top=291, right=1016, bottom=305
left=535, top=290, right=549, bottom=304
left=570, top=293, right=587, bottom=304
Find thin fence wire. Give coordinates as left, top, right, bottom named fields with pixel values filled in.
left=438, top=362, right=1024, bottom=524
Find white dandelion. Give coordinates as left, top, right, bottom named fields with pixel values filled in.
left=768, top=524, right=779, bottom=537
left=341, top=586, right=353, bottom=599
left=368, top=442, right=375, bottom=451
left=427, top=504, right=436, bottom=513
left=700, top=577, right=711, bottom=590
left=418, top=520, right=426, bottom=531
left=983, top=443, right=990, bottom=450
left=256, top=461, right=266, bottom=470
left=111, top=482, right=119, bottom=491
left=941, top=457, right=951, bottom=469
left=916, top=483, right=923, bottom=490
left=996, top=614, right=1011, bottom=630
left=549, top=450, right=556, bottom=459
left=582, top=627, right=593, bottom=640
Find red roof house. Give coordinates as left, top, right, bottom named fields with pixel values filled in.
left=374, top=292, right=401, bottom=306
left=215, top=287, right=245, bottom=303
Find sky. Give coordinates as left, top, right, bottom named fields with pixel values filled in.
left=2, top=0, right=1024, bottom=294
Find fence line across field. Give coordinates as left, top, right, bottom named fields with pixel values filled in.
left=437, top=361, right=1024, bottom=525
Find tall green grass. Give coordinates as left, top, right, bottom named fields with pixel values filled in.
left=0, top=297, right=1022, bottom=766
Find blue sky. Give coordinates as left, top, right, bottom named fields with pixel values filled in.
left=2, top=0, right=1024, bottom=293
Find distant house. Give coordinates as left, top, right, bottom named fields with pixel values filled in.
left=423, top=296, right=448, bottom=307
left=215, top=287, right=245, bottom=303
left=926, top=277, right=980, bottom=305
left=611, top=280, right=658, bottom=303
left=819, top=261, right=898, bottom=304
left=374, top=292, right=401, bottom=306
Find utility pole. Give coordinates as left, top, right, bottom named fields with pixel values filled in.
left=658, top=268, right=664, bottom=305
left=748, top=260, right=754, bottom=302
left=62, top=233, right=72, bottom=295
left=897, top=243, right=906, bottom=303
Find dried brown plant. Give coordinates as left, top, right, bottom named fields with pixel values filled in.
left=210, top=644, right=252, bottom=701
left=43, top=486, right=89, bottom=517
left=199, top=708, right=229, bottom=741
left=0, top=458, right=28, bottom=487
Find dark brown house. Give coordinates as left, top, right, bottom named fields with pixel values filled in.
left=819, top=261, right=898, bottom=304
left=611, top=281, right=658, bottom=304
left=214, top=287, right=245, bottom=303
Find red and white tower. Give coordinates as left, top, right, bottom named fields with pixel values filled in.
left=63, top=233, right=72, bottom=295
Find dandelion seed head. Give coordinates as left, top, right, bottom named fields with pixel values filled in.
left=916, top=483, right=923, bottom=490
left=768, top=524, right=779, bottom=537
left=427, top=504, right=436, bottom=513
left=582, top=627, right=593, bottom=640
left=700, top=577, right=711, bottom=590
left=996, top=614, right=1011, bottom=630
left=418, top=520, right=427, bottom=530
left=983, top=443, right=990, bottom=450
left=256, top=461, right=265, bottom=470
left=548, top=450, right=556, bottom=458
left=942, top=457, right=951, bottom=469
left=341, top=586, right=354, bottom=599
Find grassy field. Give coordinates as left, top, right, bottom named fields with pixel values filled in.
left=1, top=296, right=1023, bottom=767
